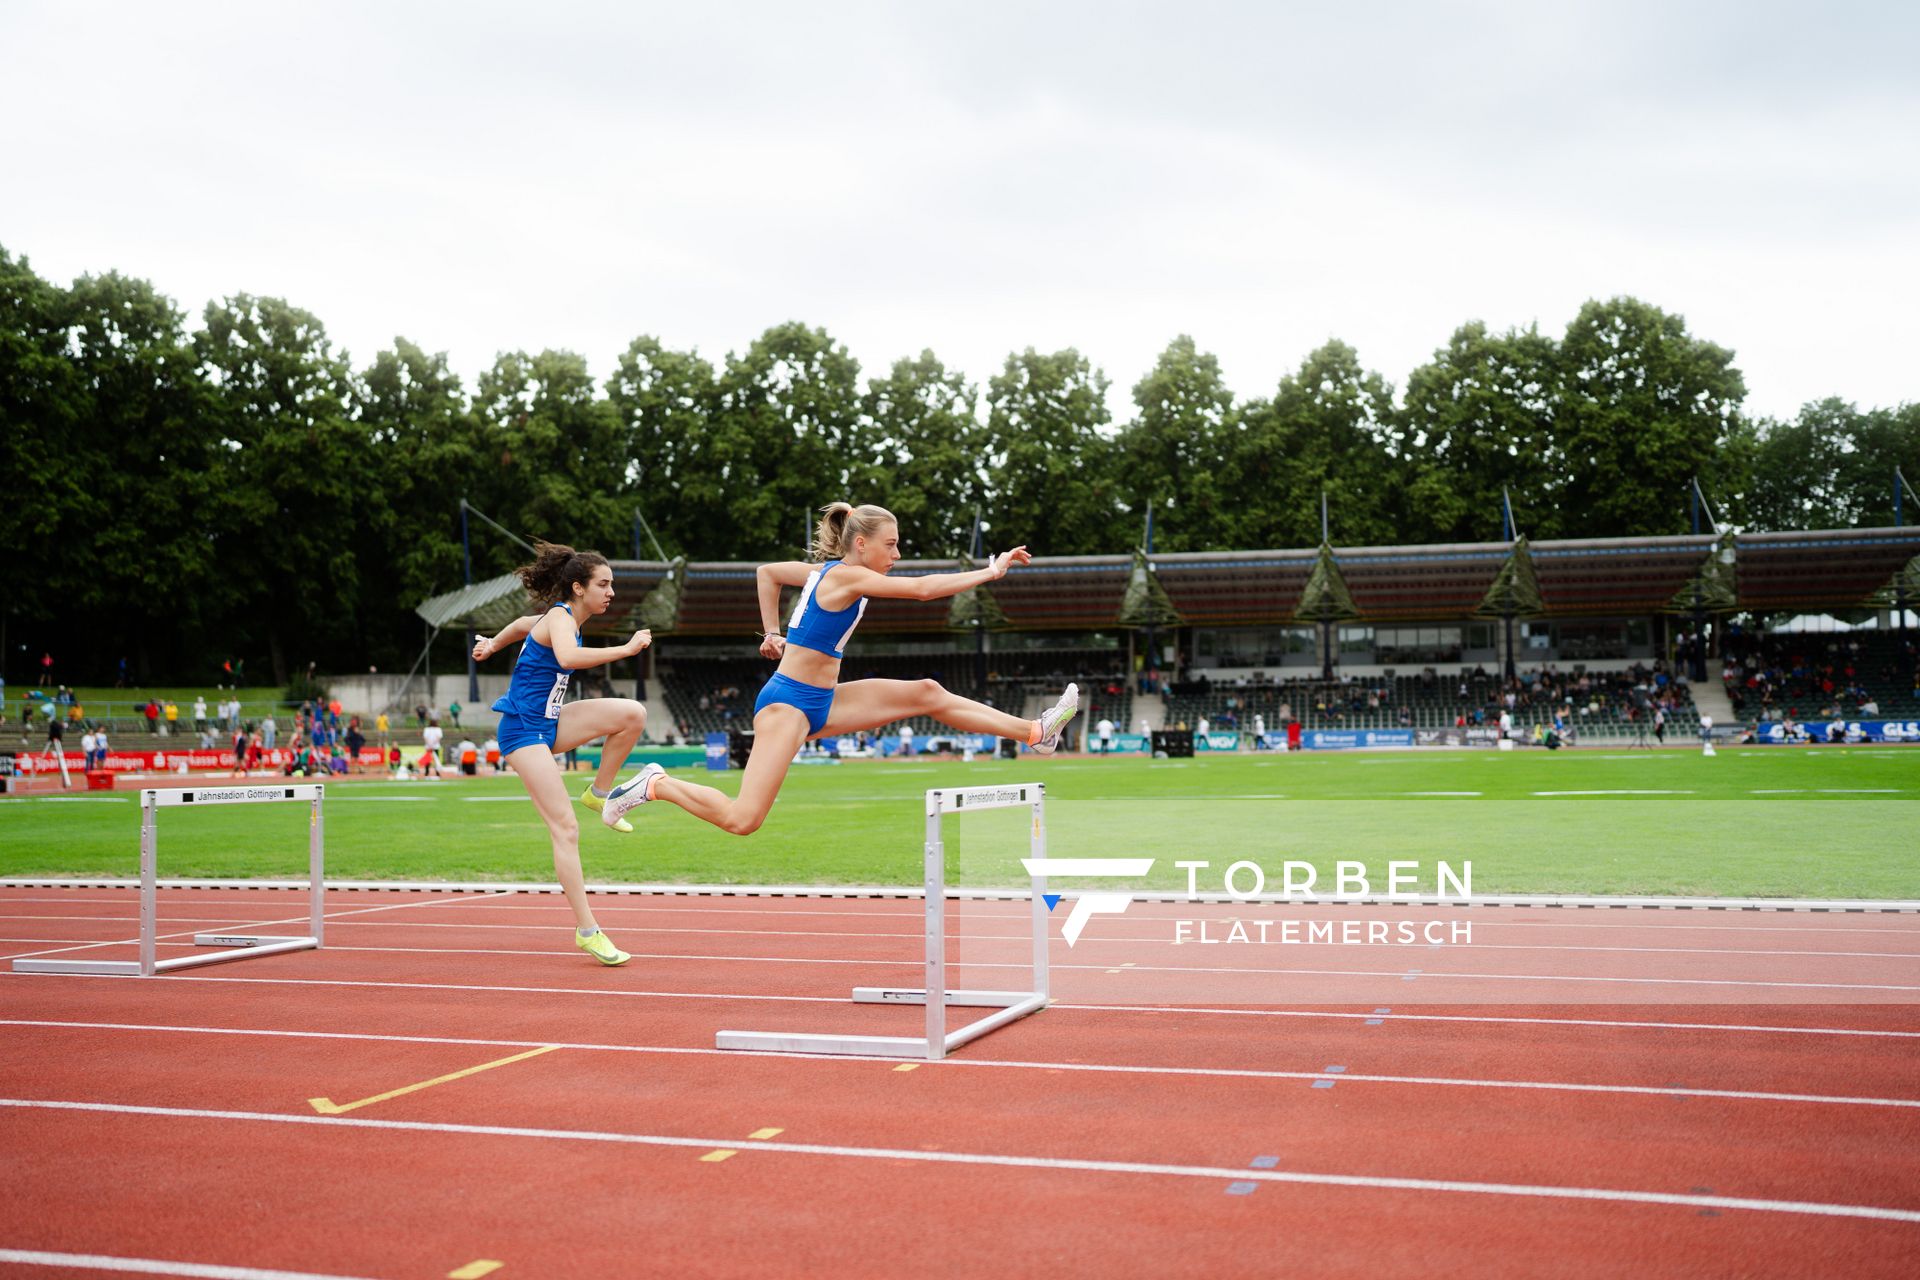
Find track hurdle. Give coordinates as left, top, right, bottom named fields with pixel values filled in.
left=12, top=784, right=325, bottom=977
left=717, top=782, right=1050, bottom=1060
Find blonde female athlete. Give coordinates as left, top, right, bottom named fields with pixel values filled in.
left=471, top=542, right=652, bottom=966
left=600, top=503, right=1077, bottom=834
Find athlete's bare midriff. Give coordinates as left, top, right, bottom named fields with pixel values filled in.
left=776, top=644, right=841, bottom=690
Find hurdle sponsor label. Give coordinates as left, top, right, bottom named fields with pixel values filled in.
left=931, top=784, right=1041, bottom=813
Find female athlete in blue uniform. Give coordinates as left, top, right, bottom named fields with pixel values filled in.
left=601, top=503, right=1077, bottom=835
left=471, top=542, right=652, bottom=965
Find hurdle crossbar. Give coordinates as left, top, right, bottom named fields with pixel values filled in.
left=717, top=782, right=1050, bottom=1060
left=12, top=785, right=325, bottom=977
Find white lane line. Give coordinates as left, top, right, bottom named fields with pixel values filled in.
left=0, top=891, right=520, bottom=963
left=10, top=1019, right=1920, bottom=1108
left=24, top=914, right=1906, bottom=961
left=1403, top=791, right=1481, bottom=797
left=0, top=1248, right=385, bottom=1280
left=1818, top=789, right=1903, bottom=794
left=323, top=795, right=433, bottom=802
left=1752, top=789, right=1807, bottom=794
left=4, top=1098, right=1917, bottom=1222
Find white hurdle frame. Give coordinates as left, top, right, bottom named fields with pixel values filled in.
left=717, top=782, right=1050, bottom=1061
left=12, top=784, right=325, bottom=977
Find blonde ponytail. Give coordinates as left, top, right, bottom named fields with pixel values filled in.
left=812, top=502, right=896, bottom=561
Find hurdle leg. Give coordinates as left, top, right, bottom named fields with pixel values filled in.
left=924, top=807, right=946, bottom=1060
left=139, top=795, right=157, bottom=976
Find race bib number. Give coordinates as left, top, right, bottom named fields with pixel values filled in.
left=545, top=673, right=569, bottom=719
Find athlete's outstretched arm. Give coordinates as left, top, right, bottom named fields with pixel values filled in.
left=834, top=547, right=1031, bottom=602
left=546, top=608, right=652, bottom=670
left=473, top=615, right=539, bottom=662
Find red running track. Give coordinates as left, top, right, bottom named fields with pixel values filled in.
left=1, top=886, right=1918, bottom=1279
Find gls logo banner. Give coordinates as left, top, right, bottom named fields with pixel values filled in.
left=1019, top=858, right=1154, bottom=946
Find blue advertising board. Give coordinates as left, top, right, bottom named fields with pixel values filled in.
left=704, top=732, right=731, bottom=771
left=1751, top=719, right=1919, bottom=744
left=1304, top=728, right=1417, bottom=750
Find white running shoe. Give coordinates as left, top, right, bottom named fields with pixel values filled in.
left=1028, top=683, right=1080, bottom=756
left=602, top=762, right=666, bottom=827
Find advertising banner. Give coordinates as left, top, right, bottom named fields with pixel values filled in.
left=1194, top=732, right=1241, bottom=752
left=1304, top=728, right=1416, bottom=750
left=1750, top=719, right=1919, bottom=744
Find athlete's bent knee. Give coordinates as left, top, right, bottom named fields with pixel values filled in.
left=551, top=813, right=580, bottom=845
left=915, top=678, right=945, bottom=712
left=722, top=808, right=766, bottom=836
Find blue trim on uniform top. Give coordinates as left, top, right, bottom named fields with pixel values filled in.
left=755, top=672, right=836, bottom=737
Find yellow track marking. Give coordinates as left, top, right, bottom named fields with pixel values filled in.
left=308, top=1045, right=561, bottom=1115
left=700, top=1149, right=737, bottom=1162
left=748, top=1127, right=784, bottom=1140
left=448, top=1262, right=504, bottom=1279
left=894, top=1063, right=920, bottom=1072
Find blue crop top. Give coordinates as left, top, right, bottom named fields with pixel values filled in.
left=490, top=604, right=577, bottom=721
left=785, top=561, right=869, bottom=658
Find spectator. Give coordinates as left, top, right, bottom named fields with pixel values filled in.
left=483, top=735, right=501, bottom=774
left=39, top=652, right=52, bottom=687
left=375, top=710, right=390, bottom=751
left=457, top=737, right=478, bottom=776
left=899, top=722, right=914, bottom=758
left=449, top=700, right=462, bottom=729
left=81, top=728, right=96, bottom=771
left=193, top=696, right=208, bottom=732
left=1096, top=717, right=1115, bottom=754
left=262, top=715, right=277, bottom=750
left=144, top=699, right=160, bottom=736
left=344, top=718, right=366, bottom=774
left=414, top=703, right=427, bottom=729
left=95, top=727, right=110, bottom=769
left=422, top=718, right=444, bottom=773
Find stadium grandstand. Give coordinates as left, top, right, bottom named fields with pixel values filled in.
left=408, top=524, right=1920, bottom=746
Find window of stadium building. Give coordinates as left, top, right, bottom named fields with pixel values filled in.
left=1195, top=628, right=1315, bottom=666
left=1373, top=627, right=1463, bottom=665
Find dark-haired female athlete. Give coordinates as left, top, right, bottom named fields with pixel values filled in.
left=472, top=542, right=652, bottom=965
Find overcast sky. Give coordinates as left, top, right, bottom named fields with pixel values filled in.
left=4, top=1, right=1915, bottom=426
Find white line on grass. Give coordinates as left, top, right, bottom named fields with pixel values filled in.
left=1533, top=790, right=1695, bottom=796
left=4, top=1099, right=1917, bottom=1222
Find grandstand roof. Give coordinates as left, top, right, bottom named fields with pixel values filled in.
left=420, top=527, right=1920, bottom=637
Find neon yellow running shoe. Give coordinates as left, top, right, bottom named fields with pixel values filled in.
left=579, top=785, right=633, bottom=833
left=575, top=929, right=630, bottom=966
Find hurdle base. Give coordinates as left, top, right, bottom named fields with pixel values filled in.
left=10, top=935, right=318, bottom=977
left=851, top=987, right=1032, bottom=1007
left=717, top=991, right=1048, bottom=1061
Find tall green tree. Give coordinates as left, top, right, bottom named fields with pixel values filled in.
left=981, top=347, right=1119, bottom=556
left=472, top=349, right=628, bottom=556
left=857, top=350, right=982, bottom=557
left=1224, top=340, right=1400, bottom=548
left=196, top=294, right=370, bottom=683
left=1116, top=336, right=1236, bottom=550
left=356, top=339, right=480, bottom=634
left=1746, top=398, right=1920, bottom=531
left=1400, top=321, right=1565, bottom=542
left=1556, top=297, right=1746, bottom=536
left=604, top=336, right=719, bottom=558
left=710, top=323, right=863, bottom=559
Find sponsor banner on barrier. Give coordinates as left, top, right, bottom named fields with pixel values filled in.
left=1194, top=732, right=1241, bottom=752
left=9, top=748, right=386, bottom=775
left=1304, top=728, right=1416, bottom=750
left=704, top=732, right=731, bottom=770
left=1255, top=732, right=1289, bottom=751
left=1416, top=728, right=1465, bottom=747
left=1090, top=733, right=1152, bottom=755
left=1751, top=719, right=1919, bottom=744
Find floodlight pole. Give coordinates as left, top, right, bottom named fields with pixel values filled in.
left=1501, top=488, right=1517, bottom=680
left=461, top=499, right=478, bottom=703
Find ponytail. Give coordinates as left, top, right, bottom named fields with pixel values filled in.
left=812, top=503, right=896, bottom=561
left=515, top=541, right=610, bottom=606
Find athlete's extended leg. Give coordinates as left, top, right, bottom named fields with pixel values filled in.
left=505, top=743, right=626, bottom=963
left=643, top=704, right=809, bottom=836
left=556, top=698, right=649, bottom=833
left=818, top=678, right=1078, bottom=751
